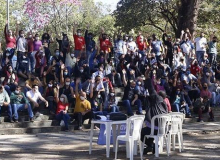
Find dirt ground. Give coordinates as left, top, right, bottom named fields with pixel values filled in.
left=0, top=130, right=220, bottom=160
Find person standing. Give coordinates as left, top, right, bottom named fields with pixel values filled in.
left=208, top=33, right=217, bottom=66
left=73, top=24, right=85, bottom=58
left=194, top=32, right=207, bottom=65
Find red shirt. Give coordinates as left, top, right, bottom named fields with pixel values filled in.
left=56, top=101, right=68, bottom=114
left=35, top=52, right=47, bottom=69
left=99, top=38, right=112, bottom=52
left=200, top=90, right=212, bottom=99
left=4, top=26, right=16, bottom=49
left=73, top=35, right=85, bottom=50
left=137, top=41, right=146, bottom=51
left=27, top=38, right=34, bottom=53
left=190, top=64, right=200, bottom=76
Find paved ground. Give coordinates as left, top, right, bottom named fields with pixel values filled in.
left=0, top=122, right=220, bottom=160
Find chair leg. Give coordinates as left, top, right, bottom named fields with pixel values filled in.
left=178, top=132, right=181, bottom=152
left=129, top=140, right=134, bottom=160
left=165, top=136, right=169, bottom=156
left=181, top=132, right=184, bottom=151
left=139, top=140, right=143, bottom=160
left=172, top=134, right=176, bottom=151
left=134, top=141, right=137, bottom=155
left=168, top=133, right=171, bottom=154
left=115, top=139, right=119, bottom=160
left=155, top=137, right=159, bottom=157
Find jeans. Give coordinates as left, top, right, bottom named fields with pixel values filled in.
left=56, top=111, right=70, bottom=130
left=209, top=53, right=216, bottom=66
left=12, top=103, right=34, bottom=120
left=173, top=103, right=191, bottom=115
left=86, top=50, right=93, bottom=64
left=4, top=84, right=17, bottom=96
left=211, top=92, right=216, bottom=106
left=196, top=51, right=205, bottom=65
left=0, top=104, right=13, bottom=119
left=123, top=99, right=142, bottom=115
left=28, top=52, right=35, bottom=72
left=110, top=106, right=119, bottom=112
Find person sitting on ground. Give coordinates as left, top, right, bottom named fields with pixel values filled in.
left=55, top=94, right=70, bottom=131
left=193, top=96, right=214, bottom=122
left=10, top=86, right=34, bottom=122
left=73, top=78, right=92, bottom=130
left=26, top=84, right=48, bottom=116
left=0, top=84, right=13, bottom=122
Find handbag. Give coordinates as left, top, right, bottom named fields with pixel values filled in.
left=109, top=112, right=127, bottom=121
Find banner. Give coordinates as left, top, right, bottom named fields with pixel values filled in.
left=97, top=123, right=126, bottom=145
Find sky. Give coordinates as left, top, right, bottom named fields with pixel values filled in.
left=94, top=0, right=119, bottom=12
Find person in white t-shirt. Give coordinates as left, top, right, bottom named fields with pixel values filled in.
left=26, top=84, right=48, bottom=116
left=194, top=32, right=207, bottom=65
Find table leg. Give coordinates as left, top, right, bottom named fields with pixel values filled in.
left=89, top=123, right=94, bottom=154
left=112, top=124, right=117, bottom=152
left=106, top=123, right=111, bottom=158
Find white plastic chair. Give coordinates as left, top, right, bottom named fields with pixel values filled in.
left=115, top=115, right=145, bottom=160
left=167, top=112, right=185, bottom=153
left=143, top=114, right=170, bottom=157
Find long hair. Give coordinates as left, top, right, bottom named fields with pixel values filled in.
left=60, top=94, right=68, bottom=104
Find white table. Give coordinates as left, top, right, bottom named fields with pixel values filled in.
left=89, top=119, right=127, bottom=158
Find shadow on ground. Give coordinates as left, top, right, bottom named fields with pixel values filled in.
left=0, top=131, right=220, bottom=160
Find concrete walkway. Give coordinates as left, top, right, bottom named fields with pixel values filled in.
left=0, top=122, right=220, bottom=160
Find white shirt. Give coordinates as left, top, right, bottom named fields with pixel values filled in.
left=195, top=37, right=207, bottom=52
left=181, top=41, right=191, bottom=54
left=17, top=37, right=27, bottom=52
left=127, top=41, right=137, bottom=53
left=26, top=90, right=42, bottom=102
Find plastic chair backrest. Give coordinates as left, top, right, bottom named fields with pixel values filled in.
left=169, top=112, right=185, bottom=123
left=150, top=114, right=170, bottom=136
left=125, top=115, right=145, bottom=140
left=169, top=113, right=184, bottom=134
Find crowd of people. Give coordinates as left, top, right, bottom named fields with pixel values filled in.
left=0, top=22, right=219, bottom=136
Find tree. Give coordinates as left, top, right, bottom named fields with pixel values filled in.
left=113, top=0, right=202, bottom=38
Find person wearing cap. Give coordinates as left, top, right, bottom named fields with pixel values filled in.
left=0, top=84, right=13, bottom=123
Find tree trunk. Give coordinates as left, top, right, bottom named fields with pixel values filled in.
left=176, top=0, right=201, bottom=38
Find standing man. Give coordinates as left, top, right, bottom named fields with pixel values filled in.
left=85, top=25, right=96, bottom=63
left=208, top=33, right=218, bottom=66
left=73, top=23, right=85, bottom=58
left=151, top=34, right=164, bottom=61
left=194, top=32, right=207, bottom=65
left=162, top=33, right=173, bottom=67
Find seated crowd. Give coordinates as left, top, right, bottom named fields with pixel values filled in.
left=0, top=22, right=219, bottom=136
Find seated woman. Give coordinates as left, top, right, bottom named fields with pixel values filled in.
left=107, top=89, right=119, bottom=112
left=44, top=80, right=58, bottom=115
left=55, top=94, right=70, bottom=131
